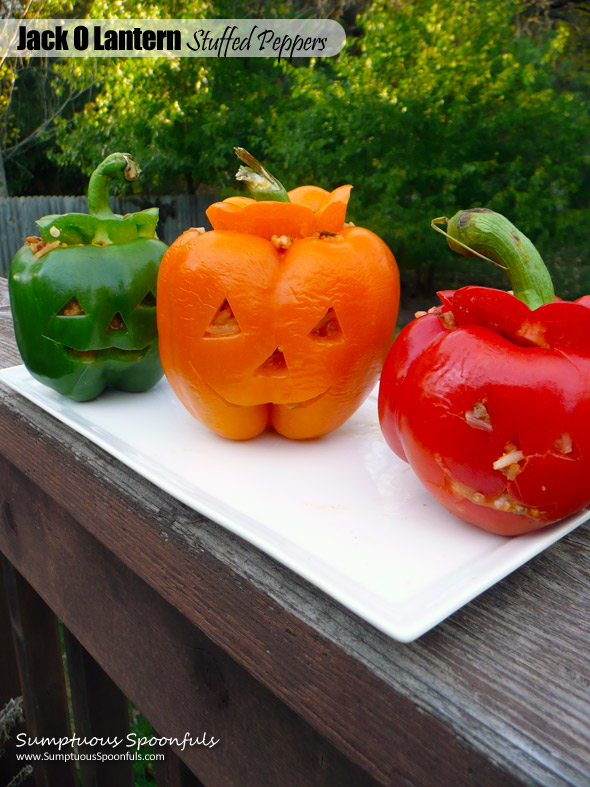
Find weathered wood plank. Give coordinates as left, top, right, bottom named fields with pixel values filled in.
left=62, top=626, right=135, bottom=787
left=1, top=556, right=78, bottom=787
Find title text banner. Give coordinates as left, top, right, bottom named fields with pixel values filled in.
left=0, top=18, right=346, bottom=60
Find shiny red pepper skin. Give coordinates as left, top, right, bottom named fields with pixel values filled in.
left=378, top=286, right=590, bottom=535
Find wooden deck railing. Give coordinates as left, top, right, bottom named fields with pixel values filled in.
left=1, top=558, right=205, bottom=787
left=1, top=273, right=590, bottom=787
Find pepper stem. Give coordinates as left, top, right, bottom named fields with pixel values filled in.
left=234, top=147, right=290, bottom=202
left=438, top=208, right=555, bottom=310
left=87, top=153, right=141, bottom=219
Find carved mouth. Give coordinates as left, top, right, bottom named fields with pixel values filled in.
left=64, top=345, right=151, bottom=362
left=215, top=385, right=331, bottom=408
left=278, top=388, right=331, bottom=409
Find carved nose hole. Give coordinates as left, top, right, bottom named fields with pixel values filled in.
left=204, top=299, right=242, bottom=337
left=257, top=348, right=288, bottom=376
left=309, top=307, right=341, bottom=340
left=58, top=297, right=85, bottom=316
left=108, top=313, right=127, bottom=333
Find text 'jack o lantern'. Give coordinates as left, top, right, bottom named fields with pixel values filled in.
left=157, top=150, right=400, bottom=440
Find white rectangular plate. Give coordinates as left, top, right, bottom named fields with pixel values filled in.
left=1, top=364, right=588, bottom=642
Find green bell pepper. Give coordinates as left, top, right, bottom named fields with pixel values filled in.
left=9, top=152, right=168, bottom=401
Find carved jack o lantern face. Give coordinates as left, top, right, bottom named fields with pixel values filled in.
left=10, top=241, right=165, bottom=401
left=158, top=186, right=400, bottom=440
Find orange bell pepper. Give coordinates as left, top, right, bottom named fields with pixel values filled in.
left=157, top=149, right=400, bottom=440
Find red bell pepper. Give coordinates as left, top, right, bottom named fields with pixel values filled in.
left=378, top=208, right=590, bottom=536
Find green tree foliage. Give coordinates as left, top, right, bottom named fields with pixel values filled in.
left=0, top=0, right=95, bottom=195
left=266, top=0, right=590, bottom=291
left=51, top=0, right=303, bottom=192
left=49, top=0, right=590, bottom=296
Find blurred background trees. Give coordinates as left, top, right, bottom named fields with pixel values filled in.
left=2, top=0, right=590, bottom=298
left=0, top=0, right=95, bottom=196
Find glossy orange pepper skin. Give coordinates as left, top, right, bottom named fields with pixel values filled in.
left=157, top=186, right=399, bottom=440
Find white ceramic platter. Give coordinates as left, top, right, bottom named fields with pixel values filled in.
left=1, top=364, right=588, bottom=642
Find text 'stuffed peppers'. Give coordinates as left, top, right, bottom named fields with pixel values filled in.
left=378, top=208, right=590, bottom=536
left=157, top=148, right=400, bottom=440
left=9, top=153, right=167, bottom=401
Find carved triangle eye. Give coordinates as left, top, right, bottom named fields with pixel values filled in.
left=57, top=297, right=85, bottom=316
left=204, top=299, right=242, bottom=337
left=108, top=312, right=127, bottom=333
left=309, top=308, right=341, bottom=340
left=139, top=291, right=156, bottom=308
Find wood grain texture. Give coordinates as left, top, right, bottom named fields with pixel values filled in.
left=1, top=278, right=589, bottom=786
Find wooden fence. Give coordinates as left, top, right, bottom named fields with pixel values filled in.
left=0, top=193, right=218, bottom=277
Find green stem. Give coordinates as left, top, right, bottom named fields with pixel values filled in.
left=87, top=153, right=141, bottom=219
left=234, top=147, right=290, bottom=202
left=444, top=208, right=555, bottom=309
